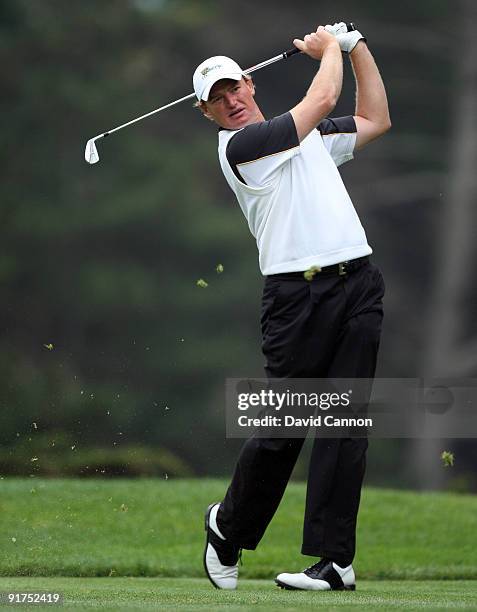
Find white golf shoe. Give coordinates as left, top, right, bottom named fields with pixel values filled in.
left=276, top=558, right=356, bottom=590
left=203, top=503, right=241, bottom=589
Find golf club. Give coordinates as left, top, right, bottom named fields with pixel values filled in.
left=84, top=24, right=356, bottom=165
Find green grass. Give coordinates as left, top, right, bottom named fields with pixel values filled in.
left=1, top=479, right=476, bottom=609
left=0, top=478, right=476, bottom=583
left=0, top=577, right=476, bottom=610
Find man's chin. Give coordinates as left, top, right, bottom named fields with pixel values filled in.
left=227, top=114, right=255, bottom=130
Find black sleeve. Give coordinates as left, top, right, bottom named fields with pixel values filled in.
left=226, top=112, right=299, bottom=183
left=318, top=115, right=357, bottom=136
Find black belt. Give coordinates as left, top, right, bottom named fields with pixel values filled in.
left=267, top=256, right=370, bottom=279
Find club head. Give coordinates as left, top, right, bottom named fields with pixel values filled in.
left=85, top=138, right=99, bottom=164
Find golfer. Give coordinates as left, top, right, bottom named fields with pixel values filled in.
left=194, top=22, right=390, bottom=591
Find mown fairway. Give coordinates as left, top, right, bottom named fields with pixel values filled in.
left=1, top=478, right=476, bottom=609
left=1, top=577, right=477, bottom=610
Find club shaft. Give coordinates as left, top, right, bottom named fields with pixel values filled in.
left=93, top=47, right=300, bottom=142
left=244, top=49, right=297, bottom=74
left=101, top=92, right=196, bottom=139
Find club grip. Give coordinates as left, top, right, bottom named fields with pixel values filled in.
left=283, top=47, right=301, bottom=58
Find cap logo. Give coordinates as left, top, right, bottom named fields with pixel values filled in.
left=201, top=64, right=222, bottom=78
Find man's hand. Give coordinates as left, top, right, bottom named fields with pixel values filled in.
left=293, top=26, right=340, bottom=61
left=324, top=22, right=366, bottom=54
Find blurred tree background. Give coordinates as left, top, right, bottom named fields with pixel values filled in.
left=1, top=0, right=476, bottom=491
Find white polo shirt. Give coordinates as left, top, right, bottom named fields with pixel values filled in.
left=217, top=112, right=372, bottom=275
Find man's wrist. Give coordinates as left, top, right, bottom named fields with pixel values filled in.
left=323, top=39, right=342, bottom=55
left=349, top=39, right=368, bottom=58
left=349, top=39, right=367, bottom=56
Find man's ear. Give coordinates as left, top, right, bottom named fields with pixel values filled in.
left=199, top=101, right=215, bottom=123
left=246, top=78, right=256, bottom=96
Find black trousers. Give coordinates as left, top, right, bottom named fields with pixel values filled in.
left=217, top=259, right=385, bottom=567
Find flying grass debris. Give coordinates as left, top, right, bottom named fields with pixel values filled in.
left=441, top=450, right=454, bottom=467
left=304, top=265, right=321, bottom=281
left=43, top=343, right=54, bottom=350
left=196, top=279, right=208, bottom=288
left=216, top=264, right=224, bottom=274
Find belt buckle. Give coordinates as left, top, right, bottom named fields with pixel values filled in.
left=338, top=261, right=348, bottom=276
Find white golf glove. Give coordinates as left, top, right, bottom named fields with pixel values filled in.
left=324, top=22, right=366, bottom=53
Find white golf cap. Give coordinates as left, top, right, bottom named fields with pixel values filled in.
left=193, top=55, right=245, bottom=101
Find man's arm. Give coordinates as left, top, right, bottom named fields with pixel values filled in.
left=350, top=41, right=391, bottom=149
left=290, top=27, right=343, bottom=142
